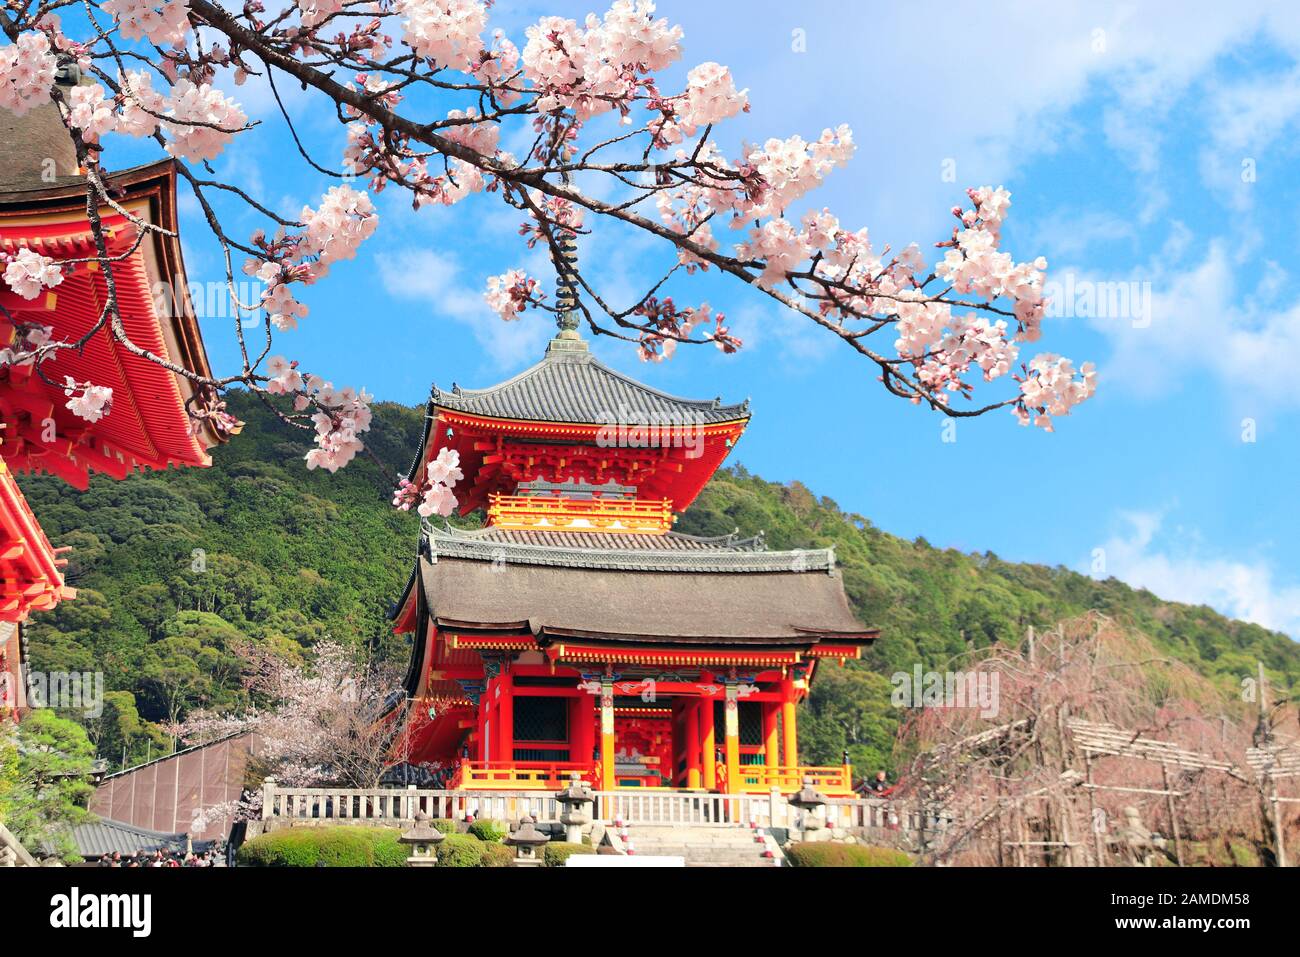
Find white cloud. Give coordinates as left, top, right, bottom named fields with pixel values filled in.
left=1089, top=509, right=1300, bottom=639
left=1090, top=240, right=1300, bottom=408
left=376, top=248, right=551, bottom=368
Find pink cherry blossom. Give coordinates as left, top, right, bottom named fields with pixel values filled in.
left=161, top=78, right=247, bottom=163
left=66, top=83, right=118, bottom=142
left=116, top=69, right=166, bottom=138
left=394, top=0, right=488, bottom=72
left=300, top=185, right=378, bottom=266
left=484, top=269, right=540, bottom=321
left=101, top=0, right=192, bottom=47
left=0, top=32, right=58, bottom=117
left=3, top=248, right=64, bottom=300
left=62, top=376, right=114, bottom=423
left=264, top=355, right=304, bottom=394
left=678, top=61, right=747, bottom=133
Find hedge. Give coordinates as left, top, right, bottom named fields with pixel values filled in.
left=468, top=819, right=507, bottom=843
left=237, top=827, right=407, bottom=868
left=785, top=843, right=912, bottom=868
left=436, top=833, right=486, bottom=868
left=479, top=842, right=515, bottom=867
left=543, top=842, right=596, bottom=867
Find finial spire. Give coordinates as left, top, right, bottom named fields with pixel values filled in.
left=552, top=171, right=581, bottom=340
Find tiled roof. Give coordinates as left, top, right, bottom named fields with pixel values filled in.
left=70, top=819, right=208, bottom=858
left=422, top=521, right=834, bottom=573
left=418, top=555, right=873, bottom=643
left=430, top=335, right=749, bottom=426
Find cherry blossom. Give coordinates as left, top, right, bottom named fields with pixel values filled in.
left=101, top=0, right=192, bottom=46
left=116, top=69, right=166, bottom=138
left=161, top=79, right=247, bottom=163
left=678, top=61, right=747, bottom=133
left=0, top=323, right=53, bottom=368
left=394, top=0, right=487, bottom=71
left=264, top=355, right=304, bottom=394
left=392, top=447, right=463, bottom=516
left=63, top=377, right=114, bottom=423
left=0, top=32, right=58, bottom=117
left=301, top=375, right=373, bottom=472
left=2, top=249, right=64, bottom=300
left=0, top=0, right=1095, bottom=461
left=66, top=83, right=117, bottom=141
left=484, top=270, right=541, bottom=321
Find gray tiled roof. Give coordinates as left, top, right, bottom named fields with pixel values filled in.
left=430, top=335, right=749, bottom=426
left=70, top=819, right=197, bottom=858
left=422, top=521, right=835, bottom=574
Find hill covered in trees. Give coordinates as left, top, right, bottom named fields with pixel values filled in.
left=18, top=392, right=1300, bottom=775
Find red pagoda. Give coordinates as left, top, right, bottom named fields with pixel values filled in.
left=0, top=79, right=224, bottom=717
left=389, top=247, right=877, bottom=795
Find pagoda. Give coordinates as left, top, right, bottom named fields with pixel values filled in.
left=388, top=240, right=877, bottom=796
left=0, top=73, right=224, bottom=716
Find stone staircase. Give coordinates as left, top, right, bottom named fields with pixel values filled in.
left=619, top=823, right=780, bottom=867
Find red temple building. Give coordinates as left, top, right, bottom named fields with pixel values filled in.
left=0, top=79, right=224, bottom=717
left=389, top=261, right=878, bottom=795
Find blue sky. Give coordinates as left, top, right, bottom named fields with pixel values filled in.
left=97, top=1, right=1300, bottom=638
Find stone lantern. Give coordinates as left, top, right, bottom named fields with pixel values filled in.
left=789, top=777, right=829, bottom=842
left=505, top=814, right=550, bottom=866
left=555, top=772, right=594, bottom=844
left=399, top=810, right=445, bottom=867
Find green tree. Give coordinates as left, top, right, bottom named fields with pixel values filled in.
left=0, top=711, right=95, bottom=860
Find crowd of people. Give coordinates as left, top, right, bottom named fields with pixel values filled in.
left=96, top=847, right=222, bottom=867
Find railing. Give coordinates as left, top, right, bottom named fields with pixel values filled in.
left=486, top=493, right=674, bottom=534
left=259, top=783, right=952, bottom=849
left=450, top=761, right=597, bottom=790
left=261, top=784, right=567, bottom=826
left=727, top=764, right=855, bottom=796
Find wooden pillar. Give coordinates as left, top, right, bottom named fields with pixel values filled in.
left=571, top=694, right=595, bottom=771
left=476, top=680, right=491, bottom=762
left=498, top=668, right=514, bottom=767
left=723, top=683, right=741, bottom=795
left=781, top=678, right=799, bottom=767
left=685, top=698, right=702, bottom=789
left=700, top=697, right=717, bottom=791
left=599, top=677, right=615, bottom=791
left=763, top=701, right=779, bottom=769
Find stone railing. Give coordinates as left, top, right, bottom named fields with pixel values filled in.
left=260, top=780, right=949, bottom=849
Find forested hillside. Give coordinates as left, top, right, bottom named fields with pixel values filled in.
left=19, top=392, right=1300, bottom=774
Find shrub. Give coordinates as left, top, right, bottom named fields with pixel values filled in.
left=430, top=818, right=458, bottom=836
left=468, top=819, right=507, bottom=843
left=785, top=842, right=911, bottom=868
left=436, top=833, right=485, bottom=868
left=236, top=827, right=406, bottom=867
left=542, top=842, right=596, bottom=867
left=479, top=842, right=515, bottom=867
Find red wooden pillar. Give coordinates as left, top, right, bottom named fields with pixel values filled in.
left=498, top=668, right=514, bottom=766
left=763, top=701, right=779, bottom=769
left=685, top=698, right=702, bottom=789
left=781, top=678, right=799, bottom=767
left=700, top=697, right=717, bottom=791
left=571, top=694, right=595, bottom=771
left=476, top=678, right=491, bottom=763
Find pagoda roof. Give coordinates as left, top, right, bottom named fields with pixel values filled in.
left=0, top=158, right=224, bottom=486
left=415, top=553, right=871, bottom=644
left=429, top=335, right=750, bottom=427
left=398, top=521, right=874, bottom=646
left=416, top=520, right=833, bottom=573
